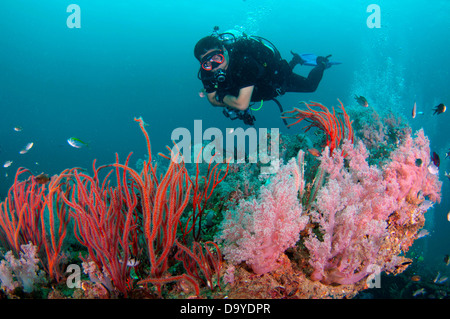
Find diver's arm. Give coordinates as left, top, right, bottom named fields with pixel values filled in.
left=207, top=91, right=226, bottom=107
left=223, top=86, right=254, bottom=111
left=306, top=66, right=325, bottom=92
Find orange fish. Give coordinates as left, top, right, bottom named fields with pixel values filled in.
left=34, top=173, right=50, bottom=185
left=308, top=148, right=321, bottom=157
left=411, top=275, right=421, bottom=282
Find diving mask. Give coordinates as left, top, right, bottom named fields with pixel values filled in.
left=201, top=50, right=225, bottom=71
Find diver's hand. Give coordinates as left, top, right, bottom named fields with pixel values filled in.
left=207, top=91, right=226, bottom=107
left=290, top=50, right=306, bottom=66
left=316, top=55, right=332, bottom=69
left=216, top=90, right=227, bottom=103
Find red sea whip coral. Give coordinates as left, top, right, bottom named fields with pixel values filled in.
left=0, top=167, right=75, bottom=283
left=282, top=100, right=354, bottom=154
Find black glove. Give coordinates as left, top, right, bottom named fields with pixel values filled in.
left=241, top=109, right=256, bottom=126
left=289, top=50, right=306, bottom=67
left=215, top=90, right=227, bottom=103
left=316, top=55, right=332, bottom=69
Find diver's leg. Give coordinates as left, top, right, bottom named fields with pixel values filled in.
left=285, top=67, right=324, bottom=93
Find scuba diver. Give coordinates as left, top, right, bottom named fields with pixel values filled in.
left=194, top=27, right=337, bottom=126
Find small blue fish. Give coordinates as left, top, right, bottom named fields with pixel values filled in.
left=416, top=229, right=429, bottom=239
left=428, top=162, right=439, bottom=175
left=435, top=272, right=448, bottom=284
left=3, top=160, right=13, bottom=168
left=67, top=137, right=89, bottom=149
left=19, top=142, right=34, bottom=154
left=412, top=288, right=426, bottom=297
left=419, top=200, right=434, bottom=212
left=433, top=272, right=441, bottom=283
left=412, top=102, right=425, bottom=119
left=354, top=95, right=369, bottom=107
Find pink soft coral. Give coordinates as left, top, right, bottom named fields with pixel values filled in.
left=383, top=129, right=441, bottom=203
left=0, top=242, right=40, bottom=293
left=305, top=141, right=392, bottom=284
left=217, top=158, right=308, bottom=275
left=305, top=130, right=442, bottom=285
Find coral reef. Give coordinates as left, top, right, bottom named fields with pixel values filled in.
left=217, top=100, right=441, bottom=296
left=0, top=100, right=443, bottom=299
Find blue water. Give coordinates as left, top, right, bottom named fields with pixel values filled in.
left=0, top=0, right=449, bottom=286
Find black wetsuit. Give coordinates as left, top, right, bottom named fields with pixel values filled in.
left=199, top=39, right=325, bottom=102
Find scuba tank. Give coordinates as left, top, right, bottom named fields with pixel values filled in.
left=212, top=26, right=243, bottom=46
left=211, top=26, right=282, bottom=61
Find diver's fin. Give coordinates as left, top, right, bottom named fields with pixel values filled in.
left=300, top=53, right=342, bottom=68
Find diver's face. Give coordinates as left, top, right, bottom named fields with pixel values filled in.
left=200, top=48, right=228, bottom=72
